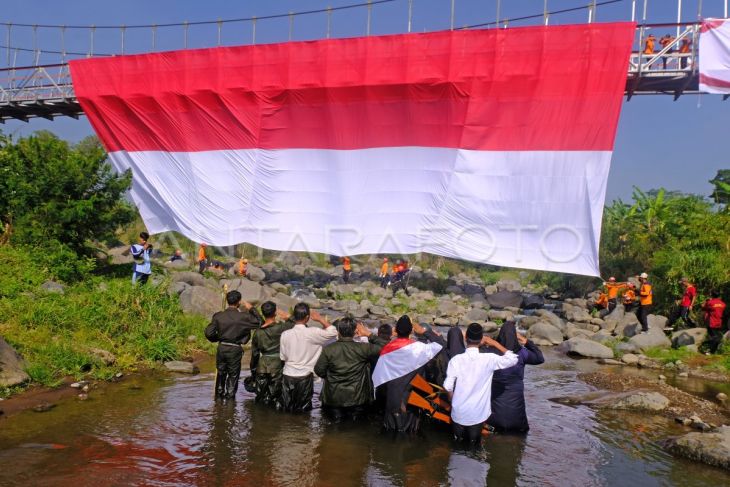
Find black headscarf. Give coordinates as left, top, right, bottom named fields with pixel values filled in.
left=446, top=327, right=466, bottom=359
left=497, top=321, right=521, bottom=354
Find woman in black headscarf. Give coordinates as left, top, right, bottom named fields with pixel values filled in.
left=446, top=327, right=466, bottom=359
left=486, top=321, right=544, bottom=433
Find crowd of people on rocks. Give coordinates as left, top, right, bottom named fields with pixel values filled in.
left=204, top=291, right=544, bottom=446
left=592, top=273, right=727, bottom=354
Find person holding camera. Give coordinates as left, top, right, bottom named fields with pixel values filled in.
left=130, top=231, right=152, bottom=285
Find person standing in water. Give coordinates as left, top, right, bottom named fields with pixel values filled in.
left=486, top=321, right=545, bottom=433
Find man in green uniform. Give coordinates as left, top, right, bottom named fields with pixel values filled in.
left=205, top=290, right=262, bottom=400
left=249, top=301, right=294, bottom=408
left=314, top=317, right=388, bottom=421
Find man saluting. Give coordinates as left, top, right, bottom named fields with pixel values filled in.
left=205, top=290, right=262, bottom=400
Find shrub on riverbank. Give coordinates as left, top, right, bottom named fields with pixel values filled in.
left=0, top=245, right=211, bottom=396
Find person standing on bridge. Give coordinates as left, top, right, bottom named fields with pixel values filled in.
left=679, top=37, right=692, bottom=69
left=659, top=34, right=675, bottom=70
left=644, top=33, right=656, bottom=56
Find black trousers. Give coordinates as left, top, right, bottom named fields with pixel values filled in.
left=281, top=374, right=314, bottom=412
left=343, top=270, right=351, bottom=283
left=452, top=421, right=483, bottom=446
left=199, top=260, right=207, bottom=273
left=215, top=344, right=243, bottom=399
left=668, top=306, right=696, bottom=329
left=707, top=327, right=724, bottom=354
left=380, top=275, right=390, bottom=288
left=607, top=298, right=617, bottom=313
left=638, top=304, right=652, bottom=332
left=391, top=280, right=410, bottom=297
left=321, top=404, right=367, bottom=422
left=254, top=371, right=283, bottom=407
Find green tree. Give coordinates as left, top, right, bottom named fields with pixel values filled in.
left=0, top=132, right=134, bottom=278
left=709, top=169, right=730, bottom=206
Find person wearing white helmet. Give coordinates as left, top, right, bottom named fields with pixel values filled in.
left=637, top=273, right=653, bottom=333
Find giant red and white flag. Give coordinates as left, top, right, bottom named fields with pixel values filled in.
left=70, top=23, right=634, bottom=276
left=372, top=338, right=443, bottom=390
left=700, top=18, right=730, bottom=94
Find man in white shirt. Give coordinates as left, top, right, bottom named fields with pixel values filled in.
left=444, top=323, right=518, bottom=445
left=280, top=302, right=338, bottom=412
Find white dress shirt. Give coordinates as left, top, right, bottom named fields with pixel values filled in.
left=443, top=347, right=519, bottom=426
left=280, top=323, right=338, bottom=377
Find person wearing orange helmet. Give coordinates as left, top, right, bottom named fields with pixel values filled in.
left=603, top=277, right=628, bottom=313
left=622, top=283, right=637, bottom=313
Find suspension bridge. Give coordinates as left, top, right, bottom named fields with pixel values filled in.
left=0, top=0, right=728, bottom=123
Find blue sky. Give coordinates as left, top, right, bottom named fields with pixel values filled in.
left=1, top=0, right=728, bottom=202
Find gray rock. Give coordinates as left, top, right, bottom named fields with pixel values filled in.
left=40, top=281, right=65, bottom=294
left=33, top=402, right=56, bottom=413
left=232, top=279, right=266, bottom=304
left=368, top=305, right=390, bottom=317
left=604, top=304, right=625, bottom=322
left=484, top=285, right=498, bottom=295
left=534, top=310, right=565, bottom=331
left=437, top=300, right=459, bottom=317
left=179, top=286, right=222, bottom=319
left=517, top=316, right=540, bottom=329
left=565, top=326, right=595, bottom=340
left=591, top=330, right=614, bottom=344
left=664, top=425, right=730, bottom=470
left=564, top=307, right=592, bottom=323
left=465, top=308, right=489, bottom=322
left=245, top=264, right=266, bottom=282
left=167, top=281, right=190, bottom=297
left=558, top=337, right=614, bottom=359
left=616, top=342, right=640, bottom=354
left=598, top=358, right=623, bottom=365
left=647, top=314, right=669, bottom=331
left=273, top=292, right=298, bottom=312
left=171, top=271, right=207, bottom=287
left=89, top=348, right=116, bottom=366
left=496, top=279, right=522, bottom=292
left=445, top=285, right=463, bottom=295
left=462, top=283, right=484, bottom=296
left=164, top=361, right=199, bottom=374
left=628, top=329, right=672, bottom=352
left=527, top=322, right=564, bottom=346
left=163, top=259, right=190, bottom=270
left=621, top=353, right=639, bottom=365
left=0, top=336, right=30, bottom=387
left=486, top=290, right=523, bottom=309
left=717, top=393, right=728, bottom=402
left=610, top=391, right=670, bottom=411
left=671, top=328, right=708, bottom=348
left=107, top=245, right=133, bottom=264
left=487, top=309, right=513, bottom=322
left=482, top=321, right=499, bottom=333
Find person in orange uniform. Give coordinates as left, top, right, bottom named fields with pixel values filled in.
left=198, top=243, right=208, bottom=274
left=239, top=258, right=248, bottom=277
left=604, top=277, right=627, bottom=313
left=679, top=37, right=692, bottom=69
left=644, top=34, right=656, bottom=55
left=593, top=293, right=609, bottom=313
left=379, top=257, right=390, bottom=289
left=702, top=291, right=727, bottom=354
left=659, top=34, right=674, bottom=69
left=622, top=284, right=637, bottom=313
left=342, top=256, right=352, bottom=284
left=637, top=272, right=653, bottom=334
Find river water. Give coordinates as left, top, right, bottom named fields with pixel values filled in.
left=1, top=350, right=728, bottom=487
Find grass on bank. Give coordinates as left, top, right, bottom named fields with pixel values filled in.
left=644, top=344, right=730, bottom=372
left=0, top=245, right=212, bottom=398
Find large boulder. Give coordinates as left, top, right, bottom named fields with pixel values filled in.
left=107, top=245, right=133, bottom=264
left=171, top=271, right=207, bottom=287
left=604, top=304, right=625, bottom=322
left=496, top=279, right=522, bottom=292
left=672, top=328, right=708, bottom=348
left=437, top=300, right=460, bottom=317
left=609, top=391, right=670, bottom=411
left=564, top=306, right=592, bottom=324
left=664, top=425, right=730, bottom=470
left=272, top=292, right=298, bottom=312
left=486, top=290, right=523, bottom=309
left=462, top=283, right=484, bottom=296
left=647, top=314, right=669, bottom=331
left=0, top=337, right=30, bottom=387
left=558, top=337, right=614, bottom=359
left=464, top=308, right=489, bottom=323
left=245, top=265, right=266, bottom=282
left=522, top=294, right=544, bottom=310
left=232, top=279, right=266, bottom=304
left=534, top=310, right=565, bottom=331
left=527, top=322, right=564, bottom=346
left=628, top=328, right=671, bottom=352
left=179, top=286, right=222, bottom=319
left=167, top=281, right=190, bottom=297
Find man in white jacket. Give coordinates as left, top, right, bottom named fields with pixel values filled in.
left=444, top=323, right=518, bottom=445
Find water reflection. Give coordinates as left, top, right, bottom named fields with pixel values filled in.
left=1, top=351, right=729, bottom=487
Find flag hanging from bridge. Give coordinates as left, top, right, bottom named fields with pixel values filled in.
left=700, top=18, right=730, bottom=94
left=70, top=22, right=634, bottom=276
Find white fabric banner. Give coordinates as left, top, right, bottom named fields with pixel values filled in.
left=700, top=18, right=730, bottom=94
